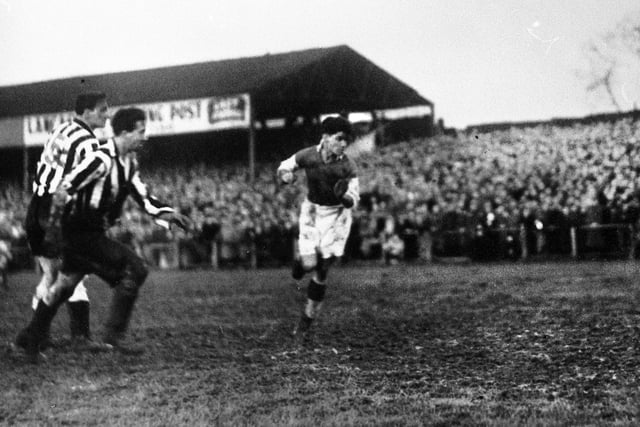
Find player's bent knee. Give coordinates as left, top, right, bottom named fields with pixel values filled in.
left=119, top=258, right=148, bottom=297
left=43, top=273, right=81, bottom=305
left=118, top=278, right=140, bottom=297
left=127, top=257, right=149, bottom=286
left=38, top=257, right=60, bottom=282
left=135, top=263, right=149, bottom=286
left=300, top=255, right=317, bottom=272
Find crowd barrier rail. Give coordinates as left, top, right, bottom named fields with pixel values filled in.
left=8, top=223, right=639, bottom=272
left=134, top=222, right=639, bottom=269
left=432, top=223, right=635, bottom=261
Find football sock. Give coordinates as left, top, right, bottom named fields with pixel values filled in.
left=307, top=278, right=326, bottom=301
left=27, top=299, right=61, bottom=345
left=292, top=259, right=305, bottom=280
left=104, top=287, right=138, bottom=341
left=304, top=278, right=326, bottom=319
left=68, top=301, right=91, bottom=339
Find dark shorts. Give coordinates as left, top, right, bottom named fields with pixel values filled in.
left=60, top=226, right=147, bottom=287
left=25, top=194, right=53, bottom=257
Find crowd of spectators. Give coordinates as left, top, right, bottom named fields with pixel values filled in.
left=2, top=115, right=640, bottom=268
left=0, top=184, right=29, bottom=268
left=354, top=117, right=640, bottom=260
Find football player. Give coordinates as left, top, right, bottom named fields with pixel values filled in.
left=16, top=107, right=190, bottom=362
left=277, top=115, right=360, bottom=342
left=23, top=92, right=110, bottom=350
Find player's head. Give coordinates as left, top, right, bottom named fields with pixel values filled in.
left=320, top=115, right=352, bottom=158
left=111, top=107, right=147, bottom=153
left=75, top=92, right=109, bottom=129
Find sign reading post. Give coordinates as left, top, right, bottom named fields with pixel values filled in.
left=23, top=94, right=251, bottom=146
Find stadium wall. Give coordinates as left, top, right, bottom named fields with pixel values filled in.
left=0, top=117, right=22, bottom=148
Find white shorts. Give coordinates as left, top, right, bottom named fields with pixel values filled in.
left=298, top=198, right=352, bottom=259
left=32, top=279, right=89, bottom=309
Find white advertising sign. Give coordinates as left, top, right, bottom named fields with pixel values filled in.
left=23, top=94, right=250, bottom=146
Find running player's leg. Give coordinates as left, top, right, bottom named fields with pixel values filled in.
left=61, top=231, right=148, bottom=353
left=31, top=257, right=92, bottom=343
left=291, top=200, right=319, bottom=280
left=294, top=255, right=335, bottom=339
left=27, top=256, right=59, bottom=349
left=17, top=271, right=84, bottom=361
left=22, top=195, right=95, bottom=350
left=294, top=207, right=352, bottom=340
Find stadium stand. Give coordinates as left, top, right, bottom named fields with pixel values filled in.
left=2, top=112, right=640, bottom=269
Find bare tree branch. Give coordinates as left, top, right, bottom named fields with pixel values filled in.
left=579, top=11, right=640, bottom=111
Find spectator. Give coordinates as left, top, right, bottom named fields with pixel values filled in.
left=2, top=115, right=640, bottom=265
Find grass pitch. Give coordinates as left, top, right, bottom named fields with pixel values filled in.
left=2, top=261, right=640, bottom=426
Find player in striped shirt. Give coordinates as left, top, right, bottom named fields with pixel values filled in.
left=16, top=107, right=190, bottom=360
left=24, top=91, right=110, bottom=350
left=277, top=115, right=360, bottom=343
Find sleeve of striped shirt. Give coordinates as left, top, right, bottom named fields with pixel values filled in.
left=130, top=170, right=175, bottom=218
left=62, top=141, right=111, bottom=194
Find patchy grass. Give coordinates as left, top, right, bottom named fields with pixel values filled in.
left=2, top=260, right=640, bottom=425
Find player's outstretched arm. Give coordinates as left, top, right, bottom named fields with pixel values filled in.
left=157, top=211, right=193, bottom=232
left=130, top=170, right=193, bottom=232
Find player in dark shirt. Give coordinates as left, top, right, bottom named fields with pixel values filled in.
left=277, top=115, right=360, bottom=342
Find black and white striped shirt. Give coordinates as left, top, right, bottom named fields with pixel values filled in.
left=33, top=118, right=110, bottom=196
left=65, top=137, right=174, bottom=231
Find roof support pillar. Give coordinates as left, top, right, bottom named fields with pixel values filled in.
left=22, top=146, right=29, bottom=192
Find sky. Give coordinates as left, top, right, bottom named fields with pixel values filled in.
left=1, top=0, right=639, bottom=129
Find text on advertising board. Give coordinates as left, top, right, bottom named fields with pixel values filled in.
left=23, top=94, right=250, bottom=146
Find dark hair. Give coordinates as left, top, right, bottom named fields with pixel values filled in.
left=321, top=115, right=352, bottom=138
left=74, top=91, right=107, bottom=115
left=111, top=107, right=146, bottom=135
